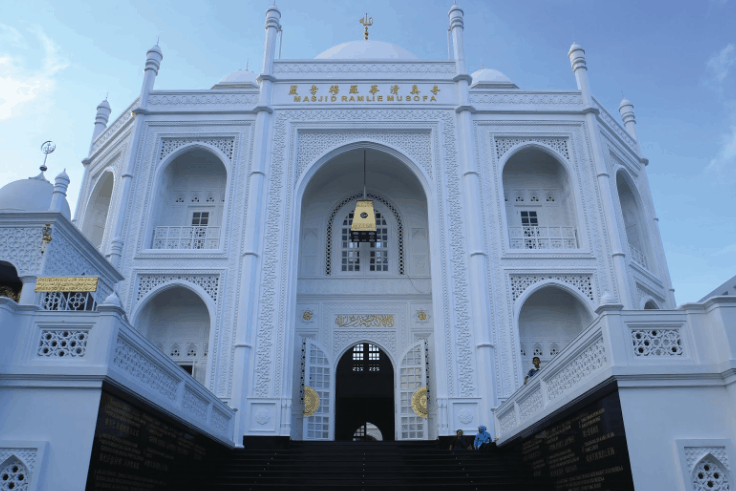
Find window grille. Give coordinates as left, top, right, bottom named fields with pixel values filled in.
left=341, top=212, right=388, bottom=273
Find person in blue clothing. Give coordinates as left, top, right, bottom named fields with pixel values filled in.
left=524, top=356, right=541, bottom=384
left=473, top=425, right=491, bottom=452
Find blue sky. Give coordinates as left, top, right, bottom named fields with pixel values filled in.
left=1, top=0, right=734, bottom=303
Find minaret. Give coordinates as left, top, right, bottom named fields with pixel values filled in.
left=232, top=3, right=281, bottom=445
left=91, top=99, right=111, bottom=148
left=108, top=43, right=163, bottom=267
left=618, top=98, right=639, bottom=146
left=567, top=42, right=633, bottom=308
left=137, top=44, right=163, bottom=112
left=49, top=169, right=70, bottom=214
left=568, top=42, right=593, bottom=108
left=448, top=2, right=497, bottom=431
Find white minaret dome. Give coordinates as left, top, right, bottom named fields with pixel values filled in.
left=315, top=40, right=418, bottom=60
left=212, top=68, right=259, bottom=89
left=470, top=68, right=517, bottom=89
left=0, top=172, right=71, bottom=219
left=97, top=99, right=111, bottom=111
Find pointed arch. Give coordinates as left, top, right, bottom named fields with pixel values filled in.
left=692, top=453, right=731, bottom=491
left=82, top=169, right=115, bottom=248
left=499, top=142, right=583, bottom=250
left=614, top=167, right=654, bottom=270
left=325, top=192, right=405, bottom=276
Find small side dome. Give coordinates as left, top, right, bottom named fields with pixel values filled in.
left=315, top=40, right=418, bottom=60
left=470, top=68, right=518, bottom=89
left=212, top=69, right=259, bottom=90
left=0, top=173, right=71, bottom=219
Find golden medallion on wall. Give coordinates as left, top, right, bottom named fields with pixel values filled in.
left=411, top=387, right=428, bottom=418
left=303, top=386, right=320, bottom=417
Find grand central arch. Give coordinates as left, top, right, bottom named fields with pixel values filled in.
left=289, top=145, right=436, bottom=440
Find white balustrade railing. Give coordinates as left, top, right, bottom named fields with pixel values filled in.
left=152, top=226, right=220, bottom=250
left=629, top=243, right=647, bottom=268
left=509, top=226, right=578, bottom=249
left=41, top=291, right=97, bottom=311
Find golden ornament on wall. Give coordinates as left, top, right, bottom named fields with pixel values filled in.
left=416, top=310, right=428, bottom=321
left=411, top=387, right=428, bottom=418
left=302, top=310, right=313, bottom=322
left=303, top=386, right=320, bottom=417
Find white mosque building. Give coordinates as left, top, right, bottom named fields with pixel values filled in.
left=1, top=4, right=734, bottom=491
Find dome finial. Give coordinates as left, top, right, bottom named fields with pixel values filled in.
left=40, top=141, right=56, bottom=173
left=359, top=13, right=373, bottom=40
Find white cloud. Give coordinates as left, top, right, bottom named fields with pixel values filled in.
left=706, top=124, right=736, bottom=176
left=0, top=25, right=69, bottom=120
left=707, top=44, right=735, bottom=84
left=713, top=242, right=736, bottom=256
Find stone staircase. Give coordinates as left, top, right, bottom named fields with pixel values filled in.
left=193, top=441, right=548, bottom=491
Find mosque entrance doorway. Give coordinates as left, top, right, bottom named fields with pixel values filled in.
left=335, top=343, right=395, bottom=441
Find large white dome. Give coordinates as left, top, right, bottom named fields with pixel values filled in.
left=470, top=68, right=517, bottom=89
left=315, top=40, right=418, bottom=60
left=0, top=173, right=71, bottom=219
left=212, top=69, right=259, bottom=89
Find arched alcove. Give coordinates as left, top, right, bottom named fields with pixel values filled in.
left=518, top=285, right=593, bottom=377
left=136, top=286, right=211, bottom=385
left=0, top=260, right=21, bottom=301
left=502, top=146, right=581, bottom=250
left=150, top=148, right=227, bottom=250
left=82, top=171, right=114, bottom=248
left=616, top=171, right=652, bottom=269
left=644, top=300, right=659, bottom=310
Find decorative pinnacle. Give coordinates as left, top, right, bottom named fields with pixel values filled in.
left=40, top=141, right=56, bottom=173
left=359, top=13, right=373, bottom=41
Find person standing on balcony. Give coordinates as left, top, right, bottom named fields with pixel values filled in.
left=524, top=356, right=541, bottom=384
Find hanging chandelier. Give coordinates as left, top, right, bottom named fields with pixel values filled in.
left=350, top=150, right=377, bottom=243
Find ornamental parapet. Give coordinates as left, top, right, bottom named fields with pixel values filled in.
left=469, top=91, right=584, bottom=112
left=493, top=297, right=736, bottom=444
left=0, top=298, right=236, bottom=446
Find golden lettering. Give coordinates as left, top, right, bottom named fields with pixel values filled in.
left=431, top=85, right=440, bottom=95
left=335, top=314, right=395, bottom=328
left=311, top=96, right=317, bottom=102
left=329, top=85, right=339, bottom=95
left=342, top=96, right=348, bottom=102
left=331, top=96, right=337, bottom=102
left=414, top=95, right=420, bottom=101
left=390, top=85, right=399, bottom=95
left=310, top=85, right=318, bottom=95
left=350, top=85, right=359, bottom=94
left=430, top=96, right=436, bottom=101
left=289, top=85, right=298, bottom=95
left=369, top=84, right=379, bottom=95
left=357, top=96, right=364, bottom=101
left=293, top=96, right=301, bottom=102
left=423, top=95, right=427, bottom=101
left=349, top=96, right=355, bottom=102
left=378, top=95, right=383, bottom=101
left=410, top=84, right=420, bottom=94
left=35, top=277, right=98, bottom=292
left=387, top=96, right=394, bottom=101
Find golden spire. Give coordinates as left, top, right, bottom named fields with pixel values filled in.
left=359, top=13, right=373, bottom=40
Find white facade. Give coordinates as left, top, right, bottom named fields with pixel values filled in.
left=2, top=4, right=736, bottom=490
left=61, top=3, right=680, bottom=442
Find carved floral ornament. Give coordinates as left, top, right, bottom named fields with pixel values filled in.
left=301, top=310, right=314, bottom=322
left=415, top=310, right=430, bottom=322
left=335, top=314, right=394, bottom=328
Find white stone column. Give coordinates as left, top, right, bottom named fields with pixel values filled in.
left=569, top=43, right=633, bottom=308
left=49, top=170, right=70, bottom=214
left=18, top=275, right=38, bottom=305
left=449, top=2, right=498, bottom=435
left=107, top=45, right=162, bottom=269
left=230, top=4, right=281, bottom=444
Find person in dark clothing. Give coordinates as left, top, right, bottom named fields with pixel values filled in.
left=449, top=429, right=469, bottom=450
left=524, top=356, right=541, bottom=384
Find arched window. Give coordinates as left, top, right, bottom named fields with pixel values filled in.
left=327, top=195, right=403, bottom=276
left=340, top=211, right=389, bottom=273
left=616, top=171, right=653, bottom=270
left=83, top=171, right=114, bottom=248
